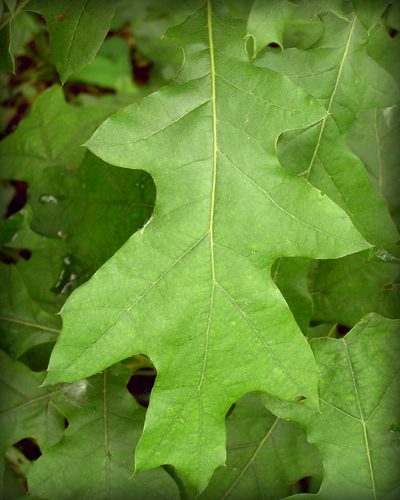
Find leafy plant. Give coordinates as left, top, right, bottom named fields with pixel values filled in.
left=0, top=1, right=399, bottom=499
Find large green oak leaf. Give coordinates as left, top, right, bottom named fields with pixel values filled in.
left=45, top=1, right=370, bottom=492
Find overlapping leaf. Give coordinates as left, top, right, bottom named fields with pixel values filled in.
left=28, top=364, right=180, bottom=500
left=44, top=1, right=369, bottom=492
left=0, top=350, right=65, bottom=497
left=0, top=85, right=113, bottom=184
left=0, top=262, right=61, bottom=357
left=0, top=19, right=13, bottom=72
left=0, top=85, right=156, bottom=284
left=247, top=0, right=298, bottom=55
left=199, top=393, right=322, bottom=500
left=256, top=10, right=400, bottom=254
left=257, top=313, right=400, bottom=499
left=26, top=0, right=116, bottom=83
left=272, top=257, right=313, bottom=334
left=309, top=254, right=400, bottom=327
left=351, top=0, right=389, bottom=30
left=349, top=105, right=400, bottom=229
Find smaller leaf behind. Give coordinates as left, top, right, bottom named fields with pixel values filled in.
left=0, top=351, right=65, bottom=497
left=26, top=0, right=116, bottom=83
left=257, top=313, right=400, bottom=500
left=351, top=0, right=390, bottom=31
left=199, top=392, right=322, bottom=500
left=309, top=253, right=400, bottom=328
left=28, top=364, right=181, bottom=500
left=0, top=262, right=61, bottom=358
left=247, top=0, right=299, bottom=55
left=0, top=19, right=13, bottom=72
left=349, top=105, right=400, bottom=230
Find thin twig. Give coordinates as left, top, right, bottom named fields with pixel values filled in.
left=0, top=0, right=31, bottom=32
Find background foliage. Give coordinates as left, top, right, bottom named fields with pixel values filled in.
left=0, top=1, right=399, bottom=499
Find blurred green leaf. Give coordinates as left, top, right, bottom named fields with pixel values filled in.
left=4, top=1, right=17, bottom=14
left=282, top=4, right=324, bottom=50
left=309, top=253, right=400, bottom=328
left=29, top=150, right=155, bottom=284
left=0, top=262, right=61, bottom=358
left=0, top=350, right=65, bottom=497
left=309, top=0, right=348, bottom=20
left=28, top=364, right=181, bottom=500
left=351, top=0, right=389, bottom=30
left=0, top=21, right=14, bottom=72
left=70, top=37, right=137, bottom=93
left=0, top=85, right=114, bottom=183
left=0, top=85, right=155, bottom=286
left=27, top=0, right=116, bottom=83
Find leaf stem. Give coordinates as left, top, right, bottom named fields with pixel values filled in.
left=326, top=323, right=338, bottom=338
left=0, top=0, right=31, bottom=32
left=0, top=315, right=61, bottom=334
left=373, top=109, right=383, bottom=195
left=306, top=16, right=356, bottom=180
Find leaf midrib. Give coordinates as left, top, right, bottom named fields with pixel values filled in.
left=220, top=417, right=280, bottom=500
left=194, top=0, right=217, bottom=478
left=103, top=370, right=110, bottom=499
left=306, top=16, right=356, bottom=180
left=343, top=339, right=376, bottom=499
left=0, top=315, right=61, bottom=333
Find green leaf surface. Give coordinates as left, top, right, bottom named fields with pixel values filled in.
left=46, top=1, right=369, bottom=492
left=257, top=313, right=400, bottom=500
left=309, top=0, right=348, bottom=20
left=349, top=105, right=400, bottom=229
left=29, top=150, right=155, bottom=282
left=0, top=85, right=114, bottom=184
left=0, top=350, right=65, bottom=496
left=281, top=4, right=324, bottom=50
left=387, top=1, right=400, bottom=30
left=4, top=0, right=16, bottom=14
left=70, top=37, right=137, bottom=93
left=28, top=364, right=181, bottom=500
left=26, top=0, right=116, bottom=83
left=256, top=10, right=400, bottom=132
left=5, top=242, right=67, bottom=314
left=247, top=0, right=299, bottom=55
left=0, top=262, right=61, bottom=357
left=257, top=12, right=400, bottom=252
left=366, top=23, right=400, bottom=86
left=351, top=0, right=389, bottom=31
left=276, top=119, right=399, bottom=252
left=0, top=85, right=155, bottom=285
left=199, top=392, right=322, bottom=500
left=309, top=253, right=400, bottom=328
left=272, top=257, right=313, bottom=335
left=0, top=20, right=14, bottom=72
left=117, top=0, right=203, bottom=85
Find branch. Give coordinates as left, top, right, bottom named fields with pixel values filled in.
left=0, top=0, right=31, bottom=32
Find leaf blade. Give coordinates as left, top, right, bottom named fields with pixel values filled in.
left=46, top=1, right=370, bottom=491
left=257, top=313, right=400, bottom=499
